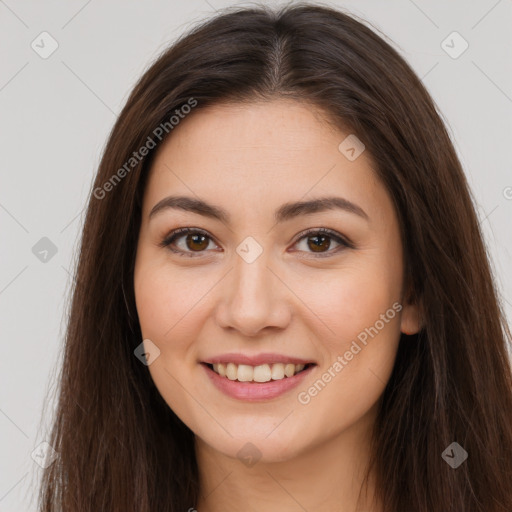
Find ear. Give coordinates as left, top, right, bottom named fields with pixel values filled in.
left=400, top=300, right=422, bottom=335
left=400, top=283, right=423, bottom=336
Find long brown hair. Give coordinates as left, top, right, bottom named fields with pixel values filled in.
left=37, top=2, right=512, bottom=510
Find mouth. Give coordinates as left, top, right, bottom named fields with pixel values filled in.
left=201, top=360, right=317, bottom=401
left=201, top=361, right=316, bottom=383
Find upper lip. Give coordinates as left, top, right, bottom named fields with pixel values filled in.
left=202, top=353, right=316, bottom=366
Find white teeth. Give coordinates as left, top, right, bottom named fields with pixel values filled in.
left=253, top=364, right=271, bottom=382
left=217, top=363, right=226, bottom=377
left=237, top=364, right=253, bottom=382
left=284, top=363, right=295, bottom=377
left=210, top=362, right=309, bottom=381
left=226, top=362, right=238, bottom=380
left=271, top=363, right=285, bottom=380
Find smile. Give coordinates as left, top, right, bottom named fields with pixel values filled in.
left=208, top=362, right=312, bottom=382
left=201, top=362, right=316, bottom=401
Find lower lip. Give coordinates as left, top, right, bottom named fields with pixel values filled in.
left=201, top=363, right=315, bottom=401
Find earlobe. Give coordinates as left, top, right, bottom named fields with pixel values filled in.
left=400, top=299, right=422, bottom=335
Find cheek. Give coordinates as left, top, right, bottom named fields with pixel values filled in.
left=134, top=256, right=209, bottom=343
left=133, top=257, right=207, bottom=424
left=294, top=262, right=401, bottom=348
left=293, top=259, right=402, bottom=405
left=293, top=275, right=401, bottom=437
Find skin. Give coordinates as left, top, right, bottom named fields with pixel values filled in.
left=133, top=99, right=421, bottom=512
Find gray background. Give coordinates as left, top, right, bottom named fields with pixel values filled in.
left=1, top=0, right=511, bottom=510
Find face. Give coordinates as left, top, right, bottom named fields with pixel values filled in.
left=133, top=99, right=421, bottom=463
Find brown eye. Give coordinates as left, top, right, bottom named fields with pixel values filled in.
left=184, top=233, right=209, bottom=251
left=306, top=233, right=332, bottom=252
left=293, top=228, right=352, bottom=257
left=159, top=228, right=217, bottom=257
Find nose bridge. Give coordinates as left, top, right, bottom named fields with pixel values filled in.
left=234, top=246, right=271, bottom=299
left=216, top=240, right=290, bottom=335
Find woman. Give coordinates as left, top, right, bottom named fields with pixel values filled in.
left=38, top=3, right=512, bottom=511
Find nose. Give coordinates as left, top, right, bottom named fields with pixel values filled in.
left=214, top=249, right=292, bottom=337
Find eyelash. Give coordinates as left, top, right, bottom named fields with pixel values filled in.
left=158, top=227, right=354, bottom=258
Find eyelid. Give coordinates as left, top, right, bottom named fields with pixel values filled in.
left=159, top=226, right=353, bottom=257
left=158, top=227, right=220, bottom=256
left=291, top=227, right=354, bottom=250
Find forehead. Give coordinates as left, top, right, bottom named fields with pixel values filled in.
left=142, top=99, right=390, bottom=224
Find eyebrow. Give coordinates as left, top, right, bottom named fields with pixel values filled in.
left=149, top=195, right=369, bottom=223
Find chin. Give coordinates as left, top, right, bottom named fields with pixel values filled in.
left=195, top=424, right=312, bottom=465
